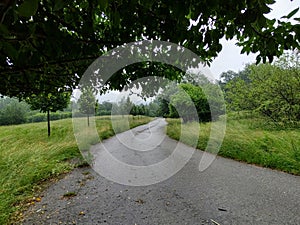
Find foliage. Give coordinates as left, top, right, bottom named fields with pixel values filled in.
left=27, top=112, right=72, bottom=123
left=1, top=0, right=299, bottom=98
left=112, top=97, right=134, bottom=115
left=156, top=97, right=170, bottom=117
left=225, top=52, right=300, bottom=125
left=97, top=99, right=161, bottom=117
left=26, top=92, right=70, bottom=113
left=172, top=83, right=215, bottom=122
left=120, top=97, right=134, bottom=115
left=96, top=101, right=113, bottom=116
left=94, top=97, right=173, bottom=118
left=0, top=96, right=72, bottom=126
left=25, top=92, right=70, bottom=136
left=154, top=82, right=179, bottom=117
left=146, top=101, right=160, bottom=117
left=0, top=97, right=30, bottom=125
left=153, top=72, right=225, bottom=121
left=78, top=88, right=96, bottom=115
left=78, top=87, right=96, bottom=126
left=219, top=70, right=239, bottom=90
left=130, top=104, right=146, bottom=116
left=219, top=66, right=252, bottom=91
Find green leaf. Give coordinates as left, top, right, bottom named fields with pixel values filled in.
left=0, top=24, right=9, bottom=36
left=3, top=43, right=18, bottom=59
left=98, top=0, right=108, bottom=10
left=281, top=7, right=299, bottom=19
left=294, top=17, right=300, bottom=22
left=53, top=0, right=65, bottom=11
left=226, top=25, right=235, bottom=39
left=112, top=12, right=120, bottom=28
left=17, top=0, right=39, bottom=17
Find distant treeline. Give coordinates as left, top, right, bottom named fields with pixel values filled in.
left=0, top=97, right=73, bottom=126
left=0, top=96, right=161, bottom=126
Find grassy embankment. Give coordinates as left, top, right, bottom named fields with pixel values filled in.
left=0, top=115, right=152, bottom=224
left=167, top=113, right=300, bottom=175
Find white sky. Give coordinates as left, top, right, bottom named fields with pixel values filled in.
left=209, top=0, right=300, bottom=78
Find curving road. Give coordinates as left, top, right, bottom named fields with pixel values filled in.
left=23, top=118, right=300, bottom=225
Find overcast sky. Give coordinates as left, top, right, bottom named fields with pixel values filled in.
left=209, top=0, right=300, bottom=78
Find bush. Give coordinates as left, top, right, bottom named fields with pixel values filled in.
left=0, top=98, right=29, bottom=125
left=27, top=112, right=72, bottom=123
left=28, top=113, right=46, bottom=122
left=169, top=83, right=224, bottom=122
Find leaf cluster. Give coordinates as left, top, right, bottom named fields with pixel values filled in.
left=225, top=52, right=300, bottom=126
left=0, top=0, right=299, bottom=98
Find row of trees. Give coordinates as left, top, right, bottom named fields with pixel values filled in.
left=92, top=51, right=300, bottom=126
left=87, top=74, right=224, bottom=123
left=97, top=99, right=158, bottom=118
left=0, top=97, right=72, bottom=126
left=2, top=52, right=299, bottom=131
left=220, top=52, right=300, bottom=125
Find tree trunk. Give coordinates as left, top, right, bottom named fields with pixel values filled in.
left=87, top=114, right=90, bottom=127
left=47, top=110, right=51, bottom=137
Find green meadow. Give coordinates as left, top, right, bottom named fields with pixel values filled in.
left=0, top=116, right=151, bottom=224
left=167, top=114, right=300, bottom=175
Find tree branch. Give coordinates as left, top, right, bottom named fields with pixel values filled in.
left=0, top=55, right=99, bottom=74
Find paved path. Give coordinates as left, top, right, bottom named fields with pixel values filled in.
left=22, top=119, right=300, bottom=225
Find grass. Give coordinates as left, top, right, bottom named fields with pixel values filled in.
left=166, top=115, right=300, bottom=175
left=0, top=115, right=152, bottom=224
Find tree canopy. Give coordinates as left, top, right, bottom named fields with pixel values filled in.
left=224, top=52, right=300, bottom=125
left=26, top=91, right=70, bottom=135
left=0, top=97, right=30, bottom=125
left=78, top=87, right=96, bottom=126
left=1, top=0, right=299, bottom=98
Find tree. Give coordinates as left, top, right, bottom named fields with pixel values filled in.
left=26, top=92, right=70, bottom=136
left=225, top=52, right=300, bottom=124
left=1, top=0, right=299, bottom=98
left=170, top=83, right=211, bottom=122
left=78, top=87, right=96, bottom=127
left=130, top=104, right=147, bottom=117
left=156, top=97, right=170, bottom=117
left=114, top=97, right=134, bottom=116
left=0, top=97, right=30, bottom=125
left=219, top=66, right=252, bottom=89
left=97, top=101, right=113, bottom=116
left=155, top=82, right=179, bottom=117
left=219, top=70, right=238, bottom=90
left=146, top=101, right=160, bottom=117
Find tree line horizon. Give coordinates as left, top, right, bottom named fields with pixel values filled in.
left=1, top=51, right=299, bottom=132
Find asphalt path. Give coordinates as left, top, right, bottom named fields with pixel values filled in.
left=22, top=118, right=300, bottom=225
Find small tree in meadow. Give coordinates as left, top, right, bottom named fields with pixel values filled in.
left=26, top=92, right=70, bottom=136
left=78, top=87, right=96, bottom=126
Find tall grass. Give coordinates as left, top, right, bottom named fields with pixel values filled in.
left=167, top=116, right=300, bottom=175
left=0, top=115, right=152, bottom=224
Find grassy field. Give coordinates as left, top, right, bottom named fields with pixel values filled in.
left=0, top=115, right=152, bottom=224
left=167, top=115, right=300, bottom=175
